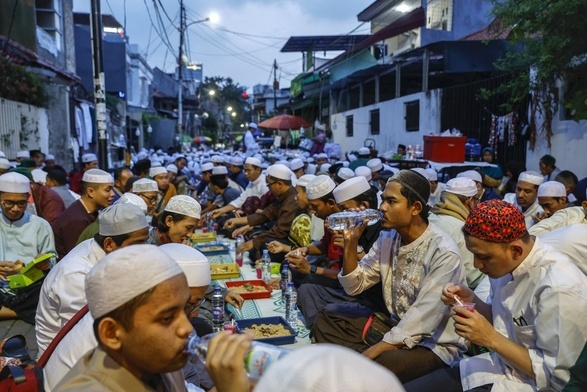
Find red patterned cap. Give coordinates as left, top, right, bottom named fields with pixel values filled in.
left=463, top=200, right=527, bottom=243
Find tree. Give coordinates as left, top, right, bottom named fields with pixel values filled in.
left=489, top=0, right=587, bottom=148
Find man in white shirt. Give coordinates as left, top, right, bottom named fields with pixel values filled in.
left=539, top=223, right=587, bottom=275
left=35, top=203, right=149, bottom=357
left=529, top=189, right=587, bottom=236
left=243, top=123, right=260, bottom=156
left=503, top=171, right=544, bottom=229
left=405, top=200, right=587, bottom=392
left=313, top=170, right=467, bottom=383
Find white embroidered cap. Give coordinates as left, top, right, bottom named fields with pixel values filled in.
left=16, top=151, right=30, bottom=159
left=320, top=163, right=331, bottom=173
left=445, top=177, right=478, bottom=198
left=230, top=157, right=244, bottom=166
left=316, top=153, right=328, bottom=160
left=115, top=193, right=148, bottom=214
left=306, top=175, right=336, bottom=200
left=81, top=153, right=98, bottom=163
left=132, top=178, right=158, bottom=193
left=367, top=158, right=383, bottom=172
left=212, top=166, right=228, bottom=175
left=290, top=159, right=304, bottom=171
left=0, top=151, right=5, bottom=158
left=160, top=243, right=211, bottom=287
left=0, top=158, right=11, bottom=170
left=337, top=168, right=355, bottom=181
left=46, top=154, right=55, bottom=161
left=210, top=155, right=225, bottom=164
left=537, top=181, right=566, bottom=197
left=200, top=162, right=214, bottom=172
left=334, top=177, right=371, bottom=203
left=410, top=167, right=429, bottom=180
left=355, top=166, right=372, bottom=181
left=85, top=245, right=184, bottom=319
left=518, top=171, right=544, bottom=186
left=0, top=172, right=30, bottom=193
left=296, top=174, right=316, bottom=188
left=82, top=169, right=114, bottom=184
left=266, top=164, right=293, bottom=181
left=149, top=167, right=167, bottom=178
left=358, top=147, right=370, bottom=156
left=245, top=157, right=262, bottom=167
left=425, top=168, right=438, bottom=182
left=98, top=204, right=148, bottom=236
left=165, top=195, right=201, bottom=219
left=457, top=170, right=482, bottom=183
left=166, top=164, right=178, bottom=174
left=31, top=168, right=47, bottom=184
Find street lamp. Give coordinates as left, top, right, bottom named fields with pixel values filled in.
left=227, top=106, right=233, bottom=112
left=209, top=90, right=216, bottom=96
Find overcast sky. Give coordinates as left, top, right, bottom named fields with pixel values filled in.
left=74, top=0, right=374, bottom=91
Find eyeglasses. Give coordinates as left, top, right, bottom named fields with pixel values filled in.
left=185, top=298, right=206, bottom=317
left=1, top=200, right=28, bottom=209
left=140, top=194, right=158, bottom=203
left=266, top=181, right=278, bottom=187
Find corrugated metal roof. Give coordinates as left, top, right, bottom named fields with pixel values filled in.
left=281, top=35, right=370, bottom=53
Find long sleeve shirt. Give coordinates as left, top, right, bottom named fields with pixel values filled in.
left=460, top=238, right=587, bottom=392
left=52, top=199, right=97, bottom=259
left=338, top=224, right=467, bottom=367
left=0, top=212, right=55, bottom=264
left=528, top=206, right=587, bottom=236
left=503, top=193, right=544, bottom=229
left=229, top=174, right=269, bottom=209
left=246, top=187, right=299, bottom=249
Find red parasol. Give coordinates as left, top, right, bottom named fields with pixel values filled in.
left=258, top=114, right=311, bottom=130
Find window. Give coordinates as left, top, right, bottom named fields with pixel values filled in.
left=36, top=0, right=63, bottom=52
left=370, top=109, right=380, bottom=135
left=346, top=115, right=354, bottom=137
left=405, top=100, right=420, bottom=132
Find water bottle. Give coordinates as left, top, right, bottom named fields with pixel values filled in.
left=211, top=286, right=224, bottom=332
left=261, top=249, right=271, bottom=283
left=327, top=209, right=382, bottom=231
left=186, top=333, right=290, bottom=380
left=280, top=264, right=291, bottom=299
left=235, top=235, right=244, bottom=266
left=284, top=282, right=298, bottom=329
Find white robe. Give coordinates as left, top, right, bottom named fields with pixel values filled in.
left=503, top=193, right=543, bottom=229
left=528, top=206, right=587, bottom=236
left=0, top=212, right=55, bottom=263
left=229, top=174, right=269, bottom=209
left=539, top=223, right=587, bottom=276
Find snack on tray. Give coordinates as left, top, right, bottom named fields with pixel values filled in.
left=243, top=323, right=291, bottom=338
left=210, top=266, right=232, bottom=274
left=199, top=245, right=226, bottom=252
left=231, top=282, right=269, bottom=294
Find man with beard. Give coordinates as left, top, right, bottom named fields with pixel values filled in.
left=503, top=171, right=544, bottom=229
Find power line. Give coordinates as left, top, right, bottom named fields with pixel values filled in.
left=154, top=0, right=179, bottom=30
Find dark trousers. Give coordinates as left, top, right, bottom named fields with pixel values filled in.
left=403, top=367, right=493, bottom=392
left=313, top=304, right=448, bottom=383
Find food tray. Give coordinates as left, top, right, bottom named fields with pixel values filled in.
left=225, top=280, right=272, bottom=299
left=236, top=316, right=297, bottom=345
left=191, top=232, right=217, bottom=243
left=196, top=244, right=230, bottom=255
left=210, top=263, right=240, bottom=280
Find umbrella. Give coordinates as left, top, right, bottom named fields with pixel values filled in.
left=193, top=136, right=212, bottom=143
left=258, top=114, right=310, bottom=130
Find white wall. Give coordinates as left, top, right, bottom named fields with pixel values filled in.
left=526, top=118, right=587, bottom=180
left=330, top=89, right=442, bottom=155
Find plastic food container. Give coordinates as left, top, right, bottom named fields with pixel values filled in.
left=210, top=263, right=240, bottom=280
left=237, top=316, right=297, bottom=345
left=225, top=280, right=272, bottom=299
left=196, top=244, right=230, bottom=256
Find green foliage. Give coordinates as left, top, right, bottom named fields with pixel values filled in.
left=0, top=57, right=47, bottom=107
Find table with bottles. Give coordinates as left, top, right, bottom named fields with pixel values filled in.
left=199, top=234, right=312, bottom=349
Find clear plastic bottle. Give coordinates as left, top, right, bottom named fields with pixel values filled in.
left=186, top=333, right=290, bottom=380
left=261, top=249, right=271, bottom=283
left=327, top=209, right=382, bottom=231
left=211, top=286, right=224, bottom=332
left=284, top=282, right=298, bottom=330
left=280, top=264, right=291, bottom=299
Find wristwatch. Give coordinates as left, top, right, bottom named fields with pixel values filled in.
left=310, top=265, right=317, bottom=274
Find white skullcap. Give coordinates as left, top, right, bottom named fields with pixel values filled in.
left=0, top=172, right=30, bottom=193
left=538, top=181, right=567, bottom=197
left=425, top=168, right=438, bottom=181
left=98, top=204, right=148, bottom=236
left=200, top=162, right=214, bottom=172
left=115, top=193, right=148, bottom=214
left=289, top=159, right=304, bottom=171
left=410, top=167, right=429, bottom=180
left=81, top=153, right=97, bottom=163
left=31, top=168, right=47, bottom=184
left=149, top=166, right=167, bottom=178
left=306, top=157, right=314, bottom=164
left=367, top=158, right=383, bottom=172
left=16, top=151, right=30, bottom=159
left=457, top=170, right=482, bottom=183
left=315, top=123, right=325, bottom=131
left=82, top=169, right=113, bottom=184
left=165, top=195, right=201, bottom=219
left=341, top=161, right=349, bottom=168
left=159, top=244, right=211, bottom=287
left=248, top=122, right=258, bottom=129
left=518, top=171, right=544, bottom=186
left=166, top=164, right=178, bottom=174
left=266, top=164, right=293, bottom=181
left=296, top=174, right=316, bottom=188
left=316, top=153, right=328, bottom=160
left=277, top=160, right=290, bottom=168
left=320, top=163, right=331, bottom=173
left=245, top=157, right=261, bottom=167
left=151, top=161, right=162, bottom=168
left=228, top=157, right=242, bottom=166
left=358, top=147, right=370, bottom=156
left=132, top=178, right=158, bottom=193
left=337, top=167, right=355, bottom=181
left=0, top=151, right=5, bottom=158
left=255, top=344, right=404, bottom=392
left=334, top=177, right=371, bottom=204
left=348, top=154, right=357, bottom=162
left=355, top=166, right=372, bottom=181
left=306, top=175, right=336, bottom=200
left=0, top=158, right=10, bottom=170
left=210, top=155, right=224, bottom=163
left=85, top=245, right=184, bottom=319
left=212, top=166, right=228, bottom=175
left=136, top=151, right=148, bottom=160
left=46, top=154, right=55, bottom=161
left=445, top=177, right=478, bottom=198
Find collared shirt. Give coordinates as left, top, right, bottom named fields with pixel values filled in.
left=247, top=187, right=299, bottom=249
left=229, top=174, right=269, bottom=209
left=230, top=170, right=249, bottom=190
left=54, top=346, right=187, bottom=392
left=53, top=199, right=98, bottom=259
left=338, top=224, right=467, bottom=366
left=460, top=238, right=587, bottom=391
left=528, top=206, right=587, bottom=236
left=35, top=239, right=106, bottom=357
left=0, top=212, right=55, bottom=264
left=31, top=184, right=65, bottom=226
left=50, top=185, right=80, bottom=209
left=503, top=193, right=543, bottom=229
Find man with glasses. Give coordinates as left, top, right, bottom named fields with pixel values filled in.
left=131, top=178, right=159, bottom=224
left=0, top=172, right=55, bottom=324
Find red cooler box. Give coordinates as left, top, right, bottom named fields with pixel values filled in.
left=423, top=136, right=467, bottom=163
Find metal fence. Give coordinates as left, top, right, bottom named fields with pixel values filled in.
left=0, top=98, right=48, bottom=159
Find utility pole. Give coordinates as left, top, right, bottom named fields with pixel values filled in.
left=177, top=0, right=185, bottom=140
left=273, top=59, right=278, bottom=115
left=90, top=0, right=108, bottom=170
